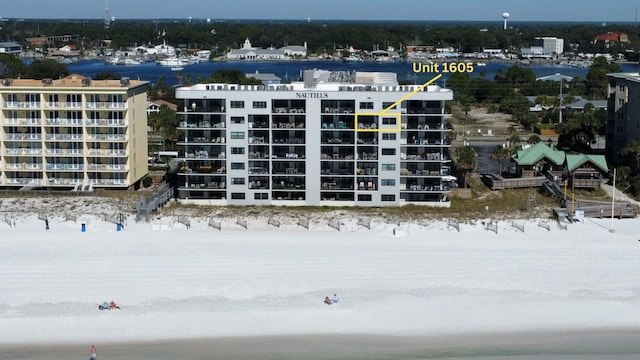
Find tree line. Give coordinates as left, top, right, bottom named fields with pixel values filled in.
left=2, top=19, right=640, bottom=57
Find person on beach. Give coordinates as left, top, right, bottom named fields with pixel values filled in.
left=324, top=296, right=332, bottom=305
left=332, top=293, right=339, bottom=304
left=45, top=218, right=49, bottom=230
left=90, top=345, right=97, bottom=359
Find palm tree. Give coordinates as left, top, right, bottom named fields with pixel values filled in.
left=453, top=145, right=477, bottom=188
left=490, top=145, right=512, bottom=178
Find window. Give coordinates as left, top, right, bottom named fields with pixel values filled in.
left=231, top=162, right=245, bottom=170
left=381, top=194, right=396, bottom=202
left=254, top=193, right=269, bottom=200
left=230, top=131, right=245, bottom=139
left=382, top=117, right=397, bottom=125
left=231, top=116, right=245, bottom=124
left=359, top=102, right=374, bottom=109
left=382, top=133, right=396, bottom=140
left=231, top=192, right=246, bottom=200
left=381, top=164, right=396, bottom=171
left=230, top=101, right=245, bottom=108
left=357, top=194, right=372, bottom=201
left=382, top=102, right=396, bottom=109
left=253, top=101, right=267, bottom=109
left=231, top=177, right=245, bottom=185
left=231, top=147, right=245, bottom=155
left=382, top=148, right=396, bottom=155
left=381, top=179, right=396, bottom=186
left=618, top=99, right=625, bottom=106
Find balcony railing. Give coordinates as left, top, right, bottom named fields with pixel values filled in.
left=86, top=102, right=127, bottom=110
left=4, top=148, right=43, bottom=155
left=86, top=134, right=127, bottom=141
left=4, top=134, right=43, bottom=141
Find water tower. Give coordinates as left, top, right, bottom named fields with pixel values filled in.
left=502, top=12, right=510, bottom=30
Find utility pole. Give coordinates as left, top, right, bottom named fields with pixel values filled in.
left=558, top=78, right=563, bottom=123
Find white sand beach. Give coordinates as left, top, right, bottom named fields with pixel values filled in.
left=0, top=198, right=639, bottom=358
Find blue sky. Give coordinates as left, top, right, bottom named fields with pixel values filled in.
left=2, top=0, right=639, bottom=22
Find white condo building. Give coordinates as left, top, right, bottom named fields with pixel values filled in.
left=0, top=75, right=149, bottom=190
left=175, top=69, right=454, bottom=207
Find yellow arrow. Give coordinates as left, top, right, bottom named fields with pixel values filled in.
left=380, top=73, right=443, bottom=115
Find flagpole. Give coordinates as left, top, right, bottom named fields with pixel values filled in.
left=610, top=167, right=616, bottom=233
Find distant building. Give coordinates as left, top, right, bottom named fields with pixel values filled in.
left=535, top=73, right=573, bottom=82
left=147, top=99, right=178, bottom=114
left=226, top=38, right=306, bottom=60
left=0, top=42, right=22, bottom=55
left=245, top=71, right=282, bottom=85
left=521, top=37, right=564, bottom=58
left=606, top=72, right=640, bottom=165
left=25, top=34, right=79, bottom=48
left=594, top=32, right=629, bottom=48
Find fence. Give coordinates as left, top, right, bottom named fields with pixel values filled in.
left=511, top=221, right=524, bottom=233
left=104, top=213, right=126, bottom=227
left=209, top=218, right=221, bottom=230
left=485, top=220, right=498, bottom=234
left=236, top=217, right=248, bottom=229
left=177, top=217, right=191, bottom=229
left=37, top=212, right=47, bottom=221
left=65, top=213, right=77, bottom=223
left=328, top=219, right=341, bottom=231
left=557, top=221, right=567, bottom=231
left=447, top=219, right=460, bottom=232
left=538, top=221, right=550, bottom=231
left=268, top=217, right=280, bottom=228
left=3, top=213, right=15, bottom=227
left=357, top=218, right=371, bottom=230
left=297, top=217, right=309, bottom=229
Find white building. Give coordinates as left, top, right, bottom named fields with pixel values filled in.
left=0, top=75, right=149, bottom=190
left=0, top=42, right=22, bottom=55
left=174, top=70, right=455, bottom=207
left=521, top=37, right=564, bottom=58
left=226, top=38, right=307, bottom=60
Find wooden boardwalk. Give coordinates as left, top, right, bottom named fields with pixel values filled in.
left=482, top=174, right=546, bottom=190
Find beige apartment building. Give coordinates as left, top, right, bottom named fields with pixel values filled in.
left=0, top=74, right=149, bottom=190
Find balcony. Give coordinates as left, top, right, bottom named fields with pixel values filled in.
left=44, top=134, right=84, bottom=141
left=4, top=148, right=43, bottom=155
left=85, top=119, right=127, bottom=126
left=3, top=133, right=42, bottom=141
left=45, top=163, right=85, bottom=171
left=43, top=102, right=82, bottom=109
left=85, top=102, right=127, bottom=110
left=5, top=163, right=44, bottom=170
left=86, top=134, right=127, bottom=141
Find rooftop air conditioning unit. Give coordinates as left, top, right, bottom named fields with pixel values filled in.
left=81, top=77, right=92, bottom=87
left=42, top=78, right=53, bottom=86
left=120, top=77, right=130, bottom=87
left=2, top=78, right=13, bottom=86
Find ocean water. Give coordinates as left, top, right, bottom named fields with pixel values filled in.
left=2, top=332, right=640, bottom=360
left=66, top=59, right=640, bottom=87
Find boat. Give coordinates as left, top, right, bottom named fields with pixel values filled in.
left=171, top=66, right=184, bottom=71
left=156, top=56, right=191, bottom=67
